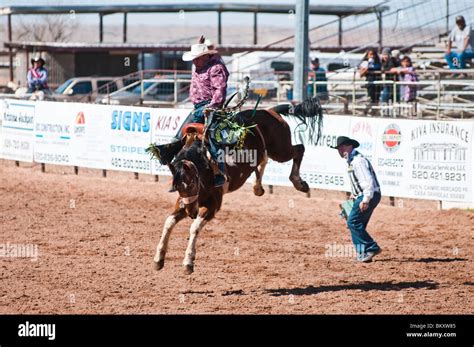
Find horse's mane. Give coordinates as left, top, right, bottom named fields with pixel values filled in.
left=172, top=140, right=211, bottom=187
left=271, top=96, right=324, bottom=145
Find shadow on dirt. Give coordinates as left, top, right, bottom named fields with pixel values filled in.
left=265, top=280, right=439, bottom=296
left=378, top=257, right=468, bottom=263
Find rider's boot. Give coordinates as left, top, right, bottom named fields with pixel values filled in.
left=214, top=162, right=226, bottom=187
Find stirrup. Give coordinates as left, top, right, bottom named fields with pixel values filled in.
left=214, top=174, right=226, bottom=187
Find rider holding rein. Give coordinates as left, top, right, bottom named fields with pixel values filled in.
left=178, top=36, right=230, bottom=187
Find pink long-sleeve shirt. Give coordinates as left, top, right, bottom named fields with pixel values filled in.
left=190, top=54, right=229, bottom=108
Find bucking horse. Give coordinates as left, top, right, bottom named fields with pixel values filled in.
left=148, top=79, right=323, bottom=274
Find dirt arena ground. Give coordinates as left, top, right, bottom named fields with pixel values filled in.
left=0, top=160, right=472, bottom=314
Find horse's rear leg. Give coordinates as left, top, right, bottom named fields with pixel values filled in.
left=253, top=152, right=268, bottom=196
left=289, top=144, right=309, bottom=193
left=153, top=200, right=186, bottom=271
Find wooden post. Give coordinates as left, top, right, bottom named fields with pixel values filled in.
left=268, top=185, right=274, bottom=194
left=217, top=11, right=222, bottom=44
left=377, top=11, right=383, bottom=50
left=74, top=166, right=79, bottom=175
left=253, top=12, right=258, bottom=45
left=102, top=169, right=107, bottom=178
left=41, top=163, right=45, bottom=173
left=7, top=14, right=13, bottom=82
left=338, top=16, right=343, bottom=47
left=134, top=172, right=139, bottom=180
left=306, top=189, right=311, bottom=198
left=123, top=12, right=127, bottom=43
left=154, top=175, right=159, bottom=182
left=15, top=161, right=19, bottom=167
left=99, top=13, right=104, bottom=43
left=389, top=196, right=395, bottom=206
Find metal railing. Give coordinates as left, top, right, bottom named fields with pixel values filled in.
left=2, top=70, right=474, bottom=119
left=306, top=78, right=474, bottom=119
left=115, top=76, right=474, bottom=119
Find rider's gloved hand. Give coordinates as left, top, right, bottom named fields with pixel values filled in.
left=203, top=107, right=217, bottom=116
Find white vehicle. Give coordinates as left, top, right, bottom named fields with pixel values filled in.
left=229, top=51, right=365, bottom=94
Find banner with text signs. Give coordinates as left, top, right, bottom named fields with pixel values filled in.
left=108, top=104, right=154, bottom=174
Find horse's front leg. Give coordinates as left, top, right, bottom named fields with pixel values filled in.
left=183, top=206, right=212, bottom=274
left=153, top=199, right=186, bottom=271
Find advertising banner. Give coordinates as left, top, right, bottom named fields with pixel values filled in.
left=34, top=101, right=74, bottom=165
left=0, top=99, right=35, bottom=162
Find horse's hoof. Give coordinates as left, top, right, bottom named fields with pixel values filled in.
left=299, top=181, right=310, bottom=193
left=153, top=259, right=165, bottom=271
left=253, top=186, right=265, bottom=196
left=184, top=264, right=194, bottom=275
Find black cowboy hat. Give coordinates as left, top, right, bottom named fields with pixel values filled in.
left=31, top=56, right=46, bottom=65
left=330, top=136, right=360, bottom=149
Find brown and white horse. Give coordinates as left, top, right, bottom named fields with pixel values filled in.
left=152, top=97, right=323, bottom=274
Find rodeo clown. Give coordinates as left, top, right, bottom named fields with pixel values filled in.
left=331, top=136, right=382, bottom=263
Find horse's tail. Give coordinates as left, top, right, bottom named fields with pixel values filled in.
left=270, top=96, right=324, bottom=145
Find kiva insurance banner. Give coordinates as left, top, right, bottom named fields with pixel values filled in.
left=371, top=118, right=472, bottom=202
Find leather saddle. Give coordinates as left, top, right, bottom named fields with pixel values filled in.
left=182, top=122, right=205, bottom=137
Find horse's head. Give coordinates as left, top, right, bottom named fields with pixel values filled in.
left=170, top=159, right=201, bottom=219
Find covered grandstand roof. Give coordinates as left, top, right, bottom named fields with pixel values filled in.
left=5, top=41, right=415, bottom=55
left=0, top=4, right=389, bottom=16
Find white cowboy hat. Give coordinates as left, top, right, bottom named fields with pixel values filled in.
left=182, top=43, right=218, bottom=61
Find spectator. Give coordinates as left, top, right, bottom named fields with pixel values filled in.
left=445, top=15, right=474, bottom=74
left=395, top=56, right=418, bottom=102
left=380, top=47, right=400, bottom=103
left=308, top=58, right=328, bottom=100
left=359, top=48, right=381, bottom=104
left=391, top=49, right=402, bottom=65
left=278, top=74, right=293, bottom=101
left=27, top=56, right=49, bottom=93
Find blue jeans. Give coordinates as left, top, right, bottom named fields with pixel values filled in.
left=174, top=100, right=210, bottom=140
left=380, top=86, right=394, bottom=103
left=173, top=100, right=224, bottom=174
left=347, top=192, right=381, bottom=257
left=209, top=137, right=225, bottom=175
left=445, top=51, right=474, bottom=69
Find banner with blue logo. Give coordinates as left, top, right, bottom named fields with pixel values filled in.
left=108, top=105, right=153, bottom=174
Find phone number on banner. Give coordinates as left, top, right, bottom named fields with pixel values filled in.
left=111, top=157, right=150, bottom=171
left=301, top=173, right=345, bottom=186
left=412, top=170, right=467, bottom=182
